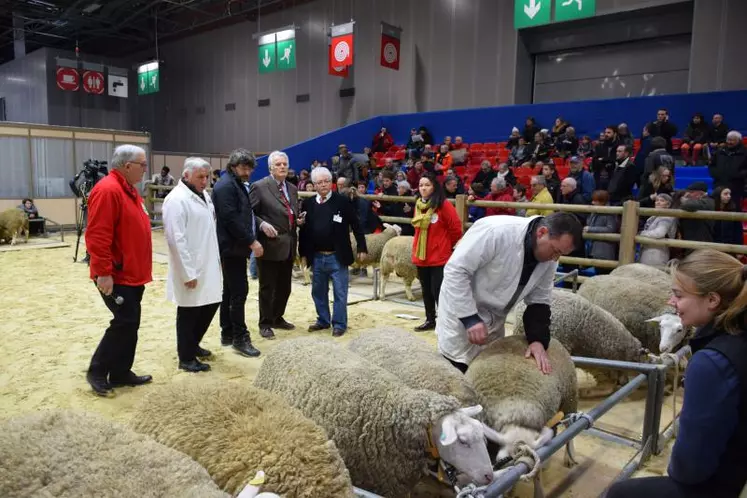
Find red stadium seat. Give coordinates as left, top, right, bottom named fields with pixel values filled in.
left=384, top=152, right=395, bottom=159
left=394, top=150, right=406, bottom=160
left=552, top=157, right=565, bottom=168
left=376, top=158, right=386, bottom=168
left=470, top=143, right=484, bottom=151
left=388, top=145, right=399, bottom=152
left=557, top=165, right=570, bottom=178
left=373, top=152, right=385, bottom=160
left=484, top=142, right=498, bottom=150
left=485, top=149, right=498, bottom=157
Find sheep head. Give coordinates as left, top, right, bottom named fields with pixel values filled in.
left=482, top=423, right=554, bottom=463
left=433, top=405, right=495, bottom=486
left=646, top=313, right=688, bottom=353
left=382, top=223, right=402, bottom=236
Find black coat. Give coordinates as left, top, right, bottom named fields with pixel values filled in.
left=608, top=159, right=639, bottom=204
left=557, top=189, right=588, bottom=225
left=298, top=192, right=367, bottom=267
left=211, top=170, right=256, bottom=258
left=709, top=143, right=747, bottom=190
left=647, top=120, right=678, bottom=153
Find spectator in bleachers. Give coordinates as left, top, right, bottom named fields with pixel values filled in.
left=297, top=169, right=310, bottom=192
left=608, top=145, right=638, bottom=205
left=348, top=183, right=380, bottom=236
left=305, top=182, right=315, bottom=193
left=551, top=117, right=569, bottom=139
left=638, top=194, right=677, bottom=267
left=638, top=165, right=674, bottom=208
left=395, top=170, right=408, bottom=184
left=411, top=173, right=462, bottom=332
left=676, top=182, right=716, bottom=247
left=407, top=160, right=425, bottom=190
left=418, top=126, right=433, bottom=146
left=708, top=113, right=729, bottom=157
left=509, top=137, right=530, bottom=167
left=634, top=126, right=653, bottom=183
left=452, top=136, right=467, bottom=150
left=336, top=176, right=349, bottom=192
left=444, top=175, right=465, bottom=199
left=467, top=183, right=487, bottom=222
left=421, top=144, right=436, bottom=171
left=497, top=162, right=517, bottom=187
left=484, top=176, right=515, bottom=217
left=541, top=162, right=561, bottom=201
left=711, top=186, right=743, bottom=247
left=473, top=160, right=497, bottom=192
left=555, top=126, right=579, bottom=158
left=513, top=184, right=529, bottom=217
left=584, top=190, right=619, bottom=274
left=286, top=169, right=298, bottom=187
left=372, top=127, right=394, bottom=153
left=576, top=135, right=593, bottom=159
left=646, top=108, right=678, bottom=153
left=591, top=125, right=619, bottom=190
left=508, top=127, right=521, bottom=148
left=540, top=129, right=554, bottom=148
left=526, top=176, right=554, bottom=216
left=523, top=117, right=541, bottom=143
left=568, top=156, right=596, bottom=203
left=525, top=132, right=551, bottom=167
left=617, top=123, right=635, bottom=150
left=379, top=170, right=398, bottom=198
left=680, top=113, right=709, bottom=166
left=709, top=131, right=747, bottom=209
left=336, top=144, right=361, bottom=183
left=434, top=144, right=453, bottom=175
left=443, top=136, right=452, bottom=149
left=643, top=136, right=675, bottom=183
left=406, top=128, right=425, bottom=158
left=386, top=181, right=415, bottom=236
left=557, top=178, right=588, bottom=225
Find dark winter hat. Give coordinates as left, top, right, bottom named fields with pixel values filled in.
left=686, top=181, right=708, bottom=192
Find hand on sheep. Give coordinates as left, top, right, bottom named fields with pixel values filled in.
left=260, top=222, right=278, bottom=238
left=184, top=279, right=197, bottom=289
left=467, top=322, right=489, bottom=345
left=251, top=240, right=264, bottom=258
left=96, top=275, right=113, bottom=296
left=526, top=341, right=552, bottom=375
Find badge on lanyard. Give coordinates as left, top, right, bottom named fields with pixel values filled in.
left=333, top=214, right=343, bottom=223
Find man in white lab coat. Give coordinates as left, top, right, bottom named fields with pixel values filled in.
left=163, top=157, right=223, bottom=373
left=437, top=213, right=583, bottom=374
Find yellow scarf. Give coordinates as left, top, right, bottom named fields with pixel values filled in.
left=411, top=197, right=434, bottom=260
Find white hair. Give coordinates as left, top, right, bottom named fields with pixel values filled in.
left=182, top=157, right=210, bottom=177
left=727, top=131, right=743, bottom=141
left=267, top=150, right=289, bottom=171
left=111, top=144, right=146, bottom=169
left=491, top=176, right=506, bottom=189
left=532, top=175, right=546, bottom=186
left=397, top=181, right=411, bottom=191
left=562, top=177, right=577, bottom=189
left=310, top=167, right=332, bottom=183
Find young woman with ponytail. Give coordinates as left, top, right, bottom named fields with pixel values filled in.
left=410, top=173, right=463, bottom=332
left=608, top=249, right=747, bottom=498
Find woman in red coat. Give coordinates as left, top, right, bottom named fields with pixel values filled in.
left=411, top=172, right=463, bottom=331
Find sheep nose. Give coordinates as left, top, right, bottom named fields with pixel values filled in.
left=485, top=472, right=494, bottom=483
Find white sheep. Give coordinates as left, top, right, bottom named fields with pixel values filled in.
left=255, top=337, right=502, bottom=498
left=577, top=275, right=688, bottom=354
left=0, top=208, right=29, bottom=245
left=348, top=327, right=479, bottom=407
left=130, top=380, right=355, bottom=498
left=379, top=236, right=419, bottom=301
left=350, top=223, right=402, bottom=270
left=610, top=263, right=672, bottom=293
left=0, top=410, right=231, bottom=498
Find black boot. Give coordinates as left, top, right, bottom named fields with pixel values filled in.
left=414, top=320, right=436, bottom=332
left=179, top=359, right=211, bottom=372
left=195, top=346, right=212, bottom=358
left=86, top=371, right=111, bottom=396
left=233, top=335, right=261, bottom=357
left=109, top=371, right=153, bottom=387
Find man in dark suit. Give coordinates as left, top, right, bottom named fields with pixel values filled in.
left=212, top=148, right=262, bottom=357
left=250, top=150, right=299, bottom=339
left=298, top=167, right=367, bottom=337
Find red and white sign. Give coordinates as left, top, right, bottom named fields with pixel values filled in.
left=56, top=66, right=79, bottom=91
left=82, top=70, right=105, bottom=94
left=330, top=33, right=353, bottom=67
left=328, top=44, right=349, bottom=77
left=380, top=33, right=400, bottom=70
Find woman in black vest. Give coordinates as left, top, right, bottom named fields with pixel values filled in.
left=607, top=249, right=747, bottom=498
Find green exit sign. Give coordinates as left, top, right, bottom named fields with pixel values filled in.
left=514, top=0, right=595, bottom=29
left=257, top=28, right=296, bottom=74
left=137, top=61, right=159, bottom=95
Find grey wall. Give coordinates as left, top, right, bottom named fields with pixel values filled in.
left=45, top=49, right=135, bottom=130
left=136, top=0, right=522, bottom=153
left=0, top=48, right=49, bottom=124
left=689, top=0, right=747, bottom=93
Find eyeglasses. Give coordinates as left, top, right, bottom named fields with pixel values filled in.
left=128, top=160, right=148, bottom=168
left=314, top=179, right=332, bottom=185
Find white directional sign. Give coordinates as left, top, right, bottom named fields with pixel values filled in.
left=108, top=74, right=128, bottom=98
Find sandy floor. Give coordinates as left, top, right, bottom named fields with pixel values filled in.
left=0, top=231, right=681, bottom=498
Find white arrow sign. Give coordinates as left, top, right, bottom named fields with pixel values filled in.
left=524, top=0, right=541, bottom=18
left=140, top=77, right=146, bottom=91
left=262, top=49, right=271, bottom=68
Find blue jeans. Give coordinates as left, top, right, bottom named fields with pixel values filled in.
left=249, top=252, right=258, bottom=279
left=312, top=253, right=349, bottom=330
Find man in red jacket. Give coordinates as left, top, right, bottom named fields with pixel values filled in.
left=85, top=144, right=153, bottom=396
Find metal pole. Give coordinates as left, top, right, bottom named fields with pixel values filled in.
left=640, top=368, right=661, bottom=460
left=372, top=267, right=380, bottom=300
left=481, top=373, right=648, bottom=497
left=585, top=427, right=641, bottom=449
left=649, top=367, right=667, bottom=455
left=353, top=487, right=385, bottom=498
left=571, top=356, right=661, bottom=374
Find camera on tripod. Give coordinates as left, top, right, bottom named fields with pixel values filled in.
left=70, top=158, right=108, bottom=199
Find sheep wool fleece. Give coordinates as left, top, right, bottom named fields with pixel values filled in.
left=466, top=336, right=578, bottom=432
left=514, top=289, right=643, bottom=362
left=350, top=225, right=399, bottom=268
left=610, top=263, right=672, bottom=294
left=578, top=275, right=676, bottom=353
left=349, top=327, right=479, bottom=407
left=0, top=410, right=229, bottom=498
left=255, top=337, right=462, bottom=498
left=130, top=380, right=354, bottom=498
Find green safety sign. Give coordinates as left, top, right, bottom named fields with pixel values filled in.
left=138, top=68, right=159, bottom=95
left=514, top=0, right=550, bottom=29
left=276, top=39, right=296, bottom=71
left=258, top=43, right=276, bottom=73
left=555, top=0, right=595, bottom=22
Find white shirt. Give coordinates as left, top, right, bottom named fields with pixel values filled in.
left=162, top=181, right=223, bottom=307
left=437, top=215, right=556, bottom=365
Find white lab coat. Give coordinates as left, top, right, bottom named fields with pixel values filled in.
left=437, top=215, right=557, bottom=365
left=163, top=181, right=223, bottom=307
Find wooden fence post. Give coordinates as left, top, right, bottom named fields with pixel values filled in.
left=145, top=184, right=155, bottom=221
left=455, top=194, right=468, bottom=230
left=618, top=200, right=640, bottom=265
